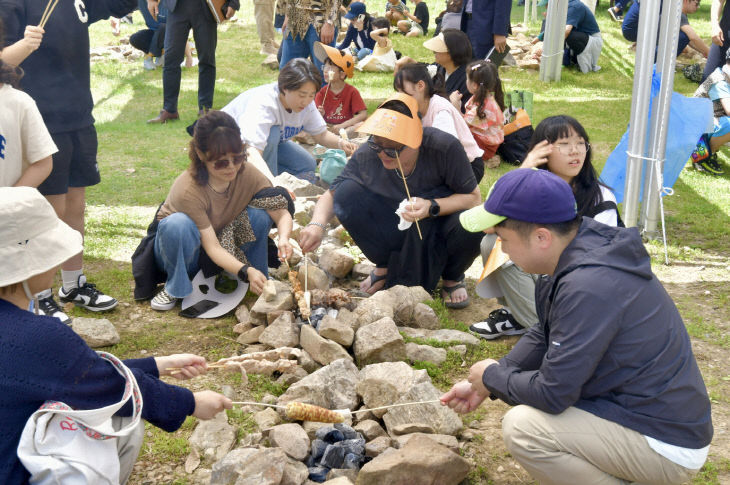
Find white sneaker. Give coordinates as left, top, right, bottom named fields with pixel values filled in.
left=143, top=56, right=156, bottom=70
left=37, top=293, right=72, bottom=325
left=151, top=288, right=178, bottom=311
left=58, top=275, right=118, bottom=312
left=154, top=54, right=165, bottom=67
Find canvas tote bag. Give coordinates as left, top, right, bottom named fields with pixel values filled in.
left=17, top=352, right=143, bottom=485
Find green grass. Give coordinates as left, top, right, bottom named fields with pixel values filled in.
left=78, top=4, right=730, bottom=483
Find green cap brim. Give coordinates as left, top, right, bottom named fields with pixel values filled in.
left=459, top=205, right=506, bottom=232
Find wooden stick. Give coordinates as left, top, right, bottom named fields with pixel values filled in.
left=232, top=401, right=287, bottom=410
left=39, top=0, right=60, bottom=28
left=395, top=152, right=422, bottom=240
left=319, top=71, right=335, bottom=108
left=351, top=399, right=441, bottom=414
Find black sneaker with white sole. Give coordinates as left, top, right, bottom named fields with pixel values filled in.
left=469, top=308, right=527, bottom=340
left=37, top=294, right=72, bottom=325
left=58, top=275, right=118, bottom=312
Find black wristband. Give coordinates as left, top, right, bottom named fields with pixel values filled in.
left=237, top=264, right=250, bottom=282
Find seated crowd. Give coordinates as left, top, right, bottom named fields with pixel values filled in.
left=0, top=5, right=716, bottom=485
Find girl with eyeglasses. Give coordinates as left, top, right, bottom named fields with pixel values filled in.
left=133, top=111, right=294, bottom=311
left=469, top=115, right=621, bottom=340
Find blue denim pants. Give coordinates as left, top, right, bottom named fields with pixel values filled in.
left=279, top=24, right=336, bottom=75
left=153, top=208, right=272, bottom=298
left=262, top=125, right=318, bottom=181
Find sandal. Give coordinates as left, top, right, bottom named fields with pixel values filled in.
left=361, top=270, right=388, bottom=295
left=441, top=280, right=470, bottom=309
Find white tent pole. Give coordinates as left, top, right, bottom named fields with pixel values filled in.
left=623, top=0, right=661, bottom=227
left=524, top=0, right=531, bottom=24
left=641, top=0, right=682, bottom=237
left=539, top=0, right=569, bottom=82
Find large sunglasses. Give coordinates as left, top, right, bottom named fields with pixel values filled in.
left=209, top=153, right=246, bottom=170
left=367, top=136, right=407, bottom=158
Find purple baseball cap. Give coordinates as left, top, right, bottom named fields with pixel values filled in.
left=345, top=2, right=366, bottom=19
left=460, top=168, right=577, bottom=232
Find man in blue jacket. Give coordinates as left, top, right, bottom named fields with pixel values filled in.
left=460, top=0, right=511, bottom=60
left=442, top=169, right=713, bottom=484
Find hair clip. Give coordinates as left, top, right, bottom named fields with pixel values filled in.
left=470, top=64, right=480, bottom=71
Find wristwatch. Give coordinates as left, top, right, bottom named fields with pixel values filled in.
left=429, top=199, right=440, bottom=217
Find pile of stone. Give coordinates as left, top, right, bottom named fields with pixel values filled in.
left=89, top=37, right=144, bottom=63
left=505, top=24, right=543, bottom=71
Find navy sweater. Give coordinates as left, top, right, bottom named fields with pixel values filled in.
left=337, top=24, right=375, bottom=51
left=0, top=300, right=195, bottom=484
left=0, top=0, right=137, bottom=133
left=483, top=218, right=713, bottom=449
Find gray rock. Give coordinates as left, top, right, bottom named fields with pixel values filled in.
left=428, top=329, right=480, bottom=346
left=397, top=326, right=428, bottom=339
left=356, top=435, right=469, bottom=485
left=353, top=420, right=386, bottom=441
left=276, top=367, right=309, bottom=386
left=326, top=470, right=358, bottom=483
left=353, top=317, right=406, bottom=366
left=319, top=315, right=355, bottom=347
left=259, top=312, right=300, bottom=348
left=253, top=407, right=281, bottom=429
left=269, top=423, right=311, bottom=461
left=449, top=345, right=467, bottom=356
left=393, top=433, right=460, bottom=452
left=405, top=343, right=447, bottom=365
left=233, top=321, right=254, bottom=334
left=281, top=457, right=310, bottom=485
left=70, top=317, right=120, bottom=347
left=239, top=432, right=264, bottom=447
left=236, top=325, right=265, bottom=345
left=297, top=349, right=321, bottom=373
left=386, top=285, right=419, bottom=326
left=210, top=447, right=287, bottom=485
left=188, top=411, right=235, bottom=461
left=278, top=358, right=360, bottom=412
left=351, top=262, right=375, bottom=280
left=300, top=324, right=352, bottom=366
left=275, top=172, right=326, bottom=198
left=390, top=423, right=435, bottom=435
left=234, top=305, right=251, bottom=325
left=409, top=303, right=440, bottom=329
left=250, top=280, right=296, bottom=318
left=356, top=362, right=430, bottom=418
left=364, top=436, right=392, bottom=457
left=382, top=382, right=462, bottom=436
left=336, top=308, right=357, bottom=330
left=297, top=260, right=330, bottom=291
left=319, top=247, right=355, bottom=279
left=407, top=286, right=431, bottom=303
left=354, top=292, right=395, bottom=328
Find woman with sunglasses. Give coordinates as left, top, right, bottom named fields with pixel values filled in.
left=136, top=111, right=293, bottom=311
left=470, top=115, right=622, bottom=340
left=299, top=94, right=483, bottom=307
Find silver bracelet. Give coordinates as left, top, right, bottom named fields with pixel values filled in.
left=307, top=221, right=327, bottom=231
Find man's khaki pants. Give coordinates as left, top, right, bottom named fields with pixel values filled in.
left=502, top=406, right=701, bottom=485
left=254, top=0, right=276, bottom=48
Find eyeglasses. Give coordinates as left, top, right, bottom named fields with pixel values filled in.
left=210, top=153, right=246, bottom=170
left=367, top=136, right=406, bottom=158
left=554, top=142, right=590, bottom=155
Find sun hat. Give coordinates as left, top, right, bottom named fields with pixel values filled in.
left=0, top=187, right=83, bottom=287
left=460, top=168, right=577, bottom=232
left=357, top=93, right=423, bottom=149
left=423, top=33, right=449, bottom=53
left=344, top=1, right=366, bottom=20
left=313, top=42, right=355, bottom=78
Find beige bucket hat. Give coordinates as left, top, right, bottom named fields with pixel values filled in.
left=0, top=187, right=82, bottom=287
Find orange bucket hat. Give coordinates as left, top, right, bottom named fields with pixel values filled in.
left=357, top=93, right=423, bottom=149
left=313, top=42, right=355, bottom=78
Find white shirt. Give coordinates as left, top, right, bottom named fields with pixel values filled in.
left=0, top=84, right=57, bottom=187
left=221, top=83, right=327, bottom=152
left=592, top=185, right=618, bottom=226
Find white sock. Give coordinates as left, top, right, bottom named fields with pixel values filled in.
left=35, top=288, right=53, bottom=299
left=62, top=270, right=83, bottom=291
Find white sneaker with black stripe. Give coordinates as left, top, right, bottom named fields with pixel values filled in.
left=150, top=288, right=178, bottom=311
left=37, top=293, right=72, bottom=325
left=58, top=275, right=118, bottom=312
left=469, top=308, right=527, bottom=340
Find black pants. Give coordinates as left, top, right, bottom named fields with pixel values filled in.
left=333, top=179, right=482, bottom=291
left=130, top=25, right=165, bottom=57
left=163, top=0, right=217, bottom=112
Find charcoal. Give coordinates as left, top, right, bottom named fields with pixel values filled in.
left=311, top=439, right=328, bottom=461
left=308, top=466, right=329, bottom=483
left=319, top=444, right=345, bottom=469
left=343, top=452, right=363, bottom=470
left=305, top=454, right=317, bottom=468
left=315, top=426, right=344, bottom=444
left=334, top=423, right=359, bottom=440
left=336, top=438, right=365, bottom=456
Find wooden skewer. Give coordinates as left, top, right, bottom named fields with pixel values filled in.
left=395, top=152, right=422, bottom=240
left=319, top=71, right=335, bottom=108
left=351, top=399, right=441, bottom=414
left=39, top=0, right=60, bottom=28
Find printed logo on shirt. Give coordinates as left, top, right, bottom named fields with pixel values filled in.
left=282, top=126, right=303, bottom=140
left=75, top=0, right=89, bottom=23
left=0, top=134, right=6, bottom=159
